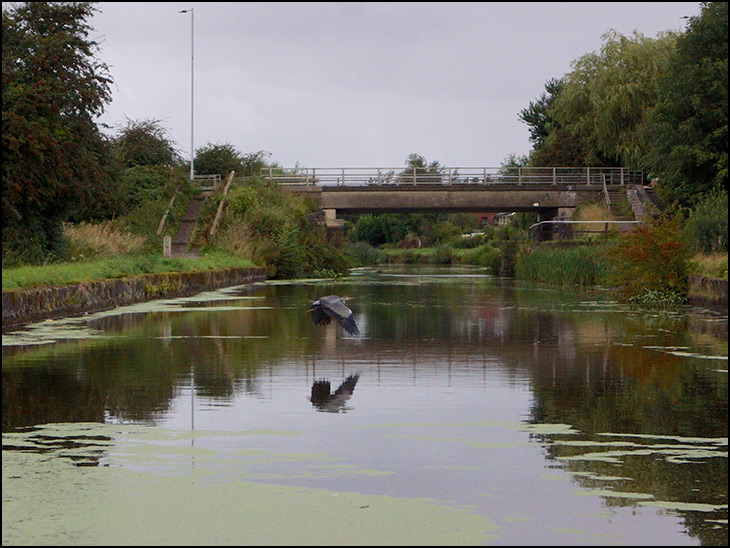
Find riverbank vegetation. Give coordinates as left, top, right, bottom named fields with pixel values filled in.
left=2, top=2, right=726, bottom=306
left=2, top=252, right=254, bottom=291
left=193, top=177, right=350, bottom=279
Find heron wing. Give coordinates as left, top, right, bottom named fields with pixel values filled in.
left=311, top=379, right=332, bottom=402
left=309, top=304, right=331, bottom=327
left=333, top=373, right=360, bottom=396
left=338, top=314, right=360, bottom=336
left=320, top=296, right=360, bottom=336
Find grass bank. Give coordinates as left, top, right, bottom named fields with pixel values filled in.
left=344, top=241, right=510, bottom=274
left=2, top=252, right=254, bottom=291
left=382, top=244, right=503, bottom=271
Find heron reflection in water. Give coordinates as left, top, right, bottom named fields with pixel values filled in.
left=308, top=295, right=360, bottom=336
left=310, top=373, right=360, bottom=413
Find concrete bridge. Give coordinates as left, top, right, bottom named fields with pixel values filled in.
left=263, top=166, right=646, bottom=237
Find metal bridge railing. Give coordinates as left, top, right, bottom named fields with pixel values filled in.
left=260, top=166, right=643, bottom=187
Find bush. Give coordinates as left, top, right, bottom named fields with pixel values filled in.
left=343, top=241, right=387, bottom=266
left=459, top=244, right=502, bottom=272
left=607, top=216, right=691, bottom=299
left=119, top=165, right=180, bottom=212
left=209, top=179, right=351, bottom=279
left=682, top=191, right=728, bottom=253
left=194, top=145, right=270, bottom=177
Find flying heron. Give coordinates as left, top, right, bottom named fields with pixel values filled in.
left=308, top=295, right=360, bottom=336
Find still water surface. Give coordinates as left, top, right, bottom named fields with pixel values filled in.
left=2, top=266, right=727, bottom=545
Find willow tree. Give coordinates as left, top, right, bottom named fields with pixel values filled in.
left=2, top=2, right=114, bottom=265
left=544, top=30, right=678, bottom=168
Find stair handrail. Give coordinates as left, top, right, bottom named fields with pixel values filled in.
left=602, top=173, right=611, bottom=206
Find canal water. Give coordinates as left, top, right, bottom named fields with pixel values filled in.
left=2, top=266, right=727, bottom=545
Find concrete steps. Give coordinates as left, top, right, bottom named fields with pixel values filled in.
left=606, top=188, right=634, bottom=222
left=171, top=190, right=211, bottom=257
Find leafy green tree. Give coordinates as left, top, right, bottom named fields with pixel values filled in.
left=647, top=1, right=728, bottom=208
left=194, top=143, right=270, bottom=177
left=519, top=77, right=564, bottom=151
left=399, top=153, right=443, bottom=183
left=113, top=118, right=181, bottom=168
left=2, top=2, right=114, bottom=264
left=518, top=78, right=597, bottom=167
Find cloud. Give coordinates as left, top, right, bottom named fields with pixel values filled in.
left=91, top=2, right=701, bottom=168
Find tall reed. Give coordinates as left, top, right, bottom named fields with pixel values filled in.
left=515, top=244, right=610, bottom=286
left=64, top=221, right=147, bottom=259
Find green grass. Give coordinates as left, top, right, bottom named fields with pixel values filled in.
left=2, top=252, right=255, bottom=291
left=690, top=253, right=728, bottom=279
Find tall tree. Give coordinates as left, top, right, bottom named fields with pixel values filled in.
left=399, top=153, right=443, bottom=183
left=2, top=2, right=114, bottom=264
left=549, top=30, right=678, bottom=168
left=194, top=143, right=270, bottom=177
left=519, top=77, right=564, bottom=151
left=519, top=78, right=594, bottom=167
left=647, top=1, right=728, bottom=208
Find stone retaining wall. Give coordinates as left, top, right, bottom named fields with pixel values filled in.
left=2, top=267, right=267, bottom=329
left=688, top=275, right=728, bottom=309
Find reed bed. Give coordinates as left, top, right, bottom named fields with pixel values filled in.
left=515, top=244, right=610, bottom=286
left=64, top=221, right=147, bottom=259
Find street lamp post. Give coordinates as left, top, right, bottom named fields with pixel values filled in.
left=180, top=8, right=194, bottom=181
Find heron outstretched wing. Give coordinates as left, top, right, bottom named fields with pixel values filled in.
left=338, top=314, right=359, bottom=336
left=309, top=303, right=331, bottom=327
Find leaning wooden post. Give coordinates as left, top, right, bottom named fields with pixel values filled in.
left=209, top=171, right=235, bottom=237
left=156, top=194, right=177, bottom=236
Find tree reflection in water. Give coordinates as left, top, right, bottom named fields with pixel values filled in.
left=2, top=267, right=727, bottom=545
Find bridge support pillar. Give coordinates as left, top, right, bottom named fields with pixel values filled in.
left=556, top=207, right=575, bottom=240
left=535, top=208, right=560, bottom=242
left=323, top=209, right=343, bottom=228
left=323, top=209, right=344, bottom=247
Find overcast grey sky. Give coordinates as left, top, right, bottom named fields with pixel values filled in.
left=90, top=2, right=701, bottom=169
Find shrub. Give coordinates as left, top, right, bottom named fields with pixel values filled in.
left=682, top=191, right=728, bottom=253
left=607, top=216, right=691, bottom=299
left=343, top=241, right=387, bottom=266
left=459, top=244, right=502, bottom=273
left=209, top=179, right=351, bottom=279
